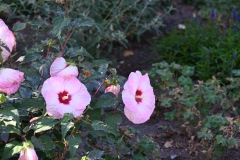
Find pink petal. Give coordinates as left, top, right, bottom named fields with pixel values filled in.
left=138, top=73, right=153, bottom=92
left=57, top=66, right=78, bottom=78
left=0, top=19, right=15, bottom=63
left=124, top=106, right=153, bottom=124
left=57, top=103, right=76, bottom=117
left=63, top=77, right=82, bottom=95
left=105, top=84, right=120, bottom=96
left=50, top=57, right=67, bottom=77
left=44, top=91, right=63, bottom=119
left=70, top=89, right=91, bottom=111
left=41, top=77, right=64, bottom=98
left=122, top=89, right=138, bottom=112
left=123, top=71, right=140, bottom=96
left=0, top=68, right=24, bottom=94
left=18, top=148, right=38, bottom=160
left=141, top=89, right=155, bottom=109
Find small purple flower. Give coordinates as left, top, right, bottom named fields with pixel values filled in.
left=232, top=54, right=236, bottom=60
left=207, top=49, right=210, bottom=53
left=211, top=8, right=215, bottom=19
left=232, top=8, right=237, bottom=20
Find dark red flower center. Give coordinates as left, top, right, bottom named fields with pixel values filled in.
left=58, top=90, right=71, bottom=105
left=135, top=89, right=142, bottom=103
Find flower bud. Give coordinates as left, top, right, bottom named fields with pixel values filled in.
left=105, top=84, right=120, bottom=97
left=18, top=141, right=38, bottom=160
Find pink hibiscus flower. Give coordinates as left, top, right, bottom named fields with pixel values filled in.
left=0, top=19, right=15, bottom=63
left=18, top=141, right=38, bottom=160
left=122, top=71, right=155, bottom=124
left=41, top=76, right=91, bottom=119
left=105, top=84, right=120, bottom=97
left=50, top=57, right=78, bottom=78
left=0, top=68, right=24, bottom=94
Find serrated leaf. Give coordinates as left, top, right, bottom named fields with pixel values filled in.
left=181, top=66, right=194, bottom=76
left=94, top=92, right=117, bottom=108
left=19, top=87, right=32, bottom=99
left=66, top=134, right=82, bottom=158
left=139, top=136, right=155, bottom=153
left=216, top=135, right=227, bottom=146
left=88, top=150, right=104, bottom=159
left=66, top=47, right=93, bottom=59
left=23, top=52, right=43, bottom=63
left=61, top=113, right=74, bottom=139
left=0, top=125, right=21, bottom=134
left=52, top=17, right=71, bottom=38
left=91, top=120, right=119, bottom=136
left=0, top=106, right=20, bottom=126
left=33, top=117, right=59, bottom=133
left=12, top=22, right=26, bottom=31
left=2, top=141, right=22, bottom=160
left=227, top=137, right=237, bottom=147
left=93, top=59, right=111, bottom=67
left=15, top=97, right=44, bottom=112
left=105, top=113, right=122, bottom=127
left=31, top=135, right=55, bottom=151
left=69, top=18, right=96, bottom=28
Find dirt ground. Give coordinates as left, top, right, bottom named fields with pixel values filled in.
left=115, top=1, right=240, bottom=159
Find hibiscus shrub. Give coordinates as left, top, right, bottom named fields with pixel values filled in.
left=0, top=0, right=164, bottom=159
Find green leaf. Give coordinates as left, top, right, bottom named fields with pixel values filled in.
left=2, top=141, right=22, bottom=160
left=15, top=97, right=45, bottom=112
left=178, top=76, right=193, bottom=86
left=164, top=110, right=177, bottom=121
left=0, top=94, right=7, bottom=104
left=0, top=106, right=20, bottom=126
left=66, top=47, right=93, bottom=59
left=92, top=59, right=111, bottom=68
left=66, top=134, right=82, bottom=158
left=181, top=66, right=194, bottom=76
left=216, top=135, right=227, bottom=146
left=23, top=52, right=43, bottom=63
left=94, top=92, right=118, bottom=108
left=0, top=125, right=21, bottom=135
left=88, top=150, right=104, bottom=159
left=227, top=137, right=237, bottom=147
left=52, top=17, right=71, bottom=38
left=139, top=136, right=155, bottom=153
left=61, top=113, right=74, bottom=140
left=70, top=18, right=96, bottom=28
left=105, top=113, right=122, bottom=127
left=133, top=153, right=148, bottom=160
left=12, top=22, right=26, bottom=31
left=31, top=135, right=55, bottom=151
left=91, top=120, right=119, bottom=136
left=33, top=117, right=59, bottom=133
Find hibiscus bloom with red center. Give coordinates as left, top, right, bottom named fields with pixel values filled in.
left=41, top=76, right=91, bottom=119
left=122, top=71, right=155, bottom=124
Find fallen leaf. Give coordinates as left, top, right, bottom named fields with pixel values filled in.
left=164, top=140, right=173, bottom=148
left=123, top=50, right=134, bottom=57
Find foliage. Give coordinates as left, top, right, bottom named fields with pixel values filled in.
left=1, top=0, right=171, bottom=58
left=0, top=0, right=169, bottom=159
left=149, top=61, right=240, bottom=158
left=151, top=16, right=240, bottom=81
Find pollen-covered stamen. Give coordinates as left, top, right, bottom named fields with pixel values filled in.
left=58, top=90, right=72, bottom=105
left=135, top=89, right=143, bottom=103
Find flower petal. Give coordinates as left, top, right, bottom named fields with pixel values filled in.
left=70, top=89, right=91, bottom=111
left=124, top=106, right=153, bottom=124
left=0, top=68, right=24, bottom=94
left=0, top=19, right=15, bottom=63
left=63, top=77, right=82, bottom=95
left=50, top=57, right=67, bottom=77
left=122, top=89, right=138, bottom=112
left=41, top=77, right=64, bottom=98
left=57, top=66, right=78, bottom=78
left=123, top=71, right=140, bottom=96
left=138, top=73, right=153, bottom=92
